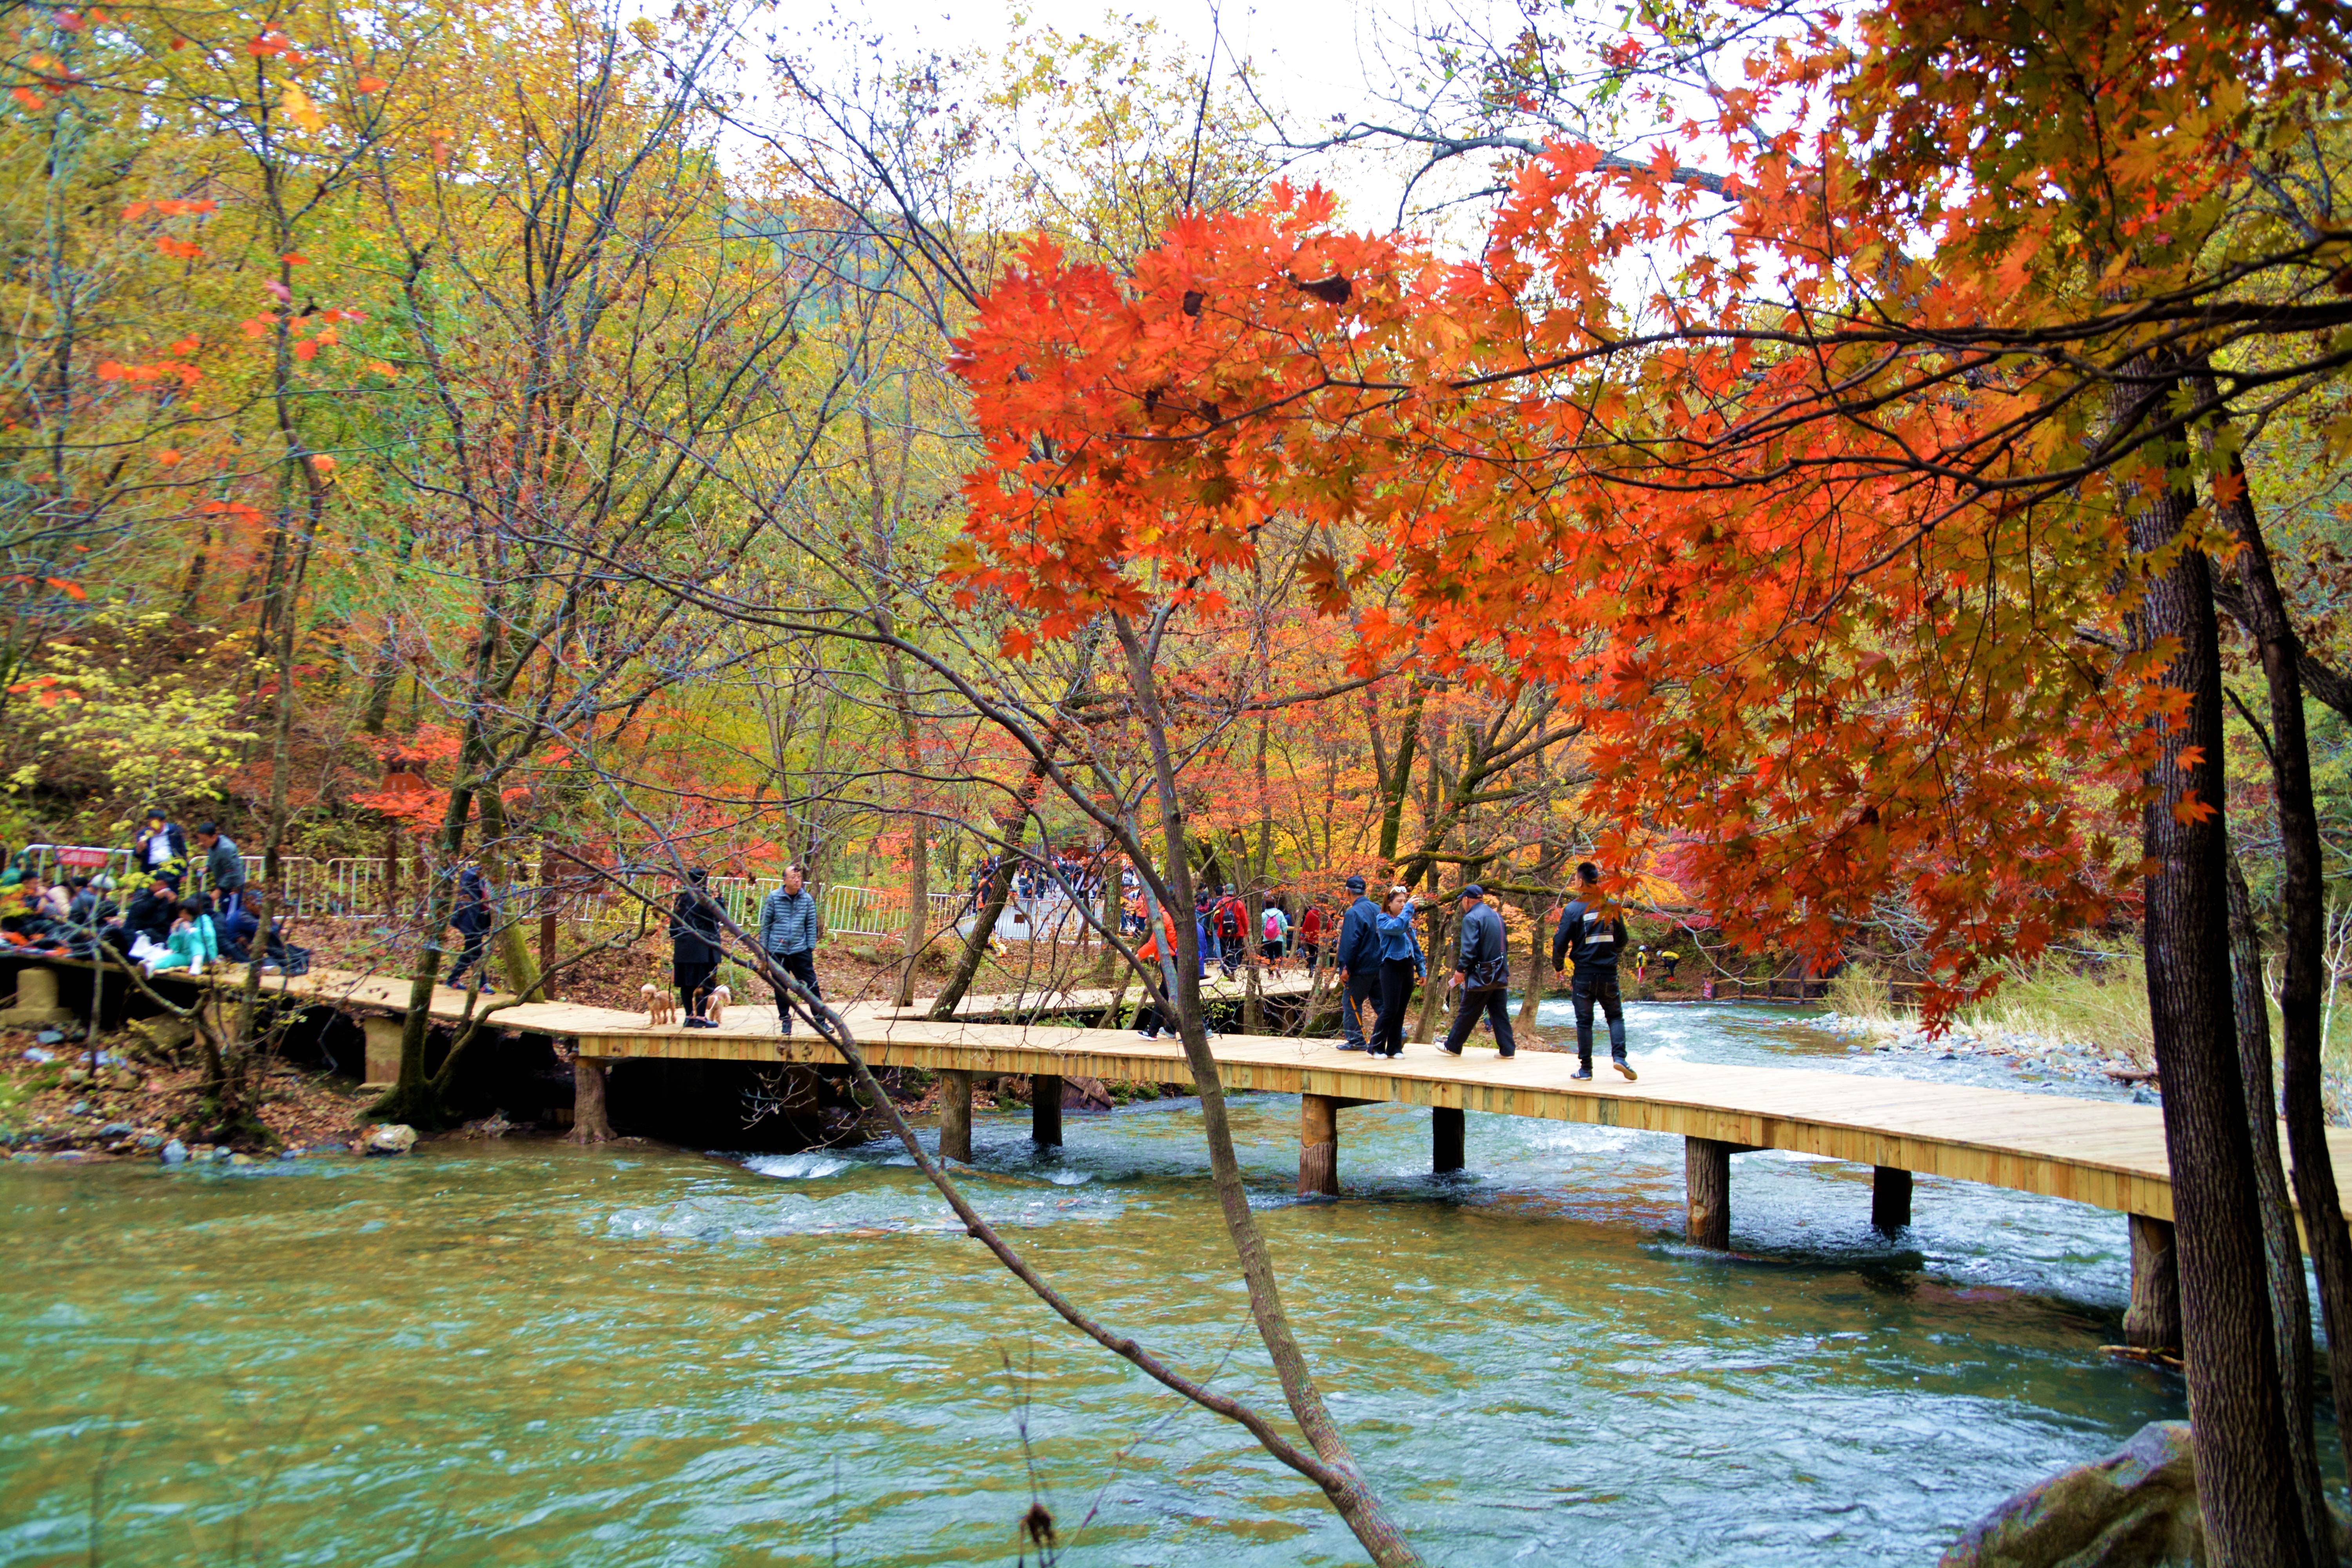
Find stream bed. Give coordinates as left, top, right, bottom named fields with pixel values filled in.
left=0, top=1004, right=2274, bottom=1564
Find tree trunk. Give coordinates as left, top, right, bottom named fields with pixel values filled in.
left=2226, top=846, right=2330, bottom=1558
left=1112, top=612, right=1421, bottom=1566
left=372, top=772, right=474, bottom=1127
left=475, top=783, right=543, bottom=1000
left=2127, top=423, right=2309, bottom=1566
left=2203, top=385, right=2352, bottom=1521
left=928, top=754, right=1050, bottom=1019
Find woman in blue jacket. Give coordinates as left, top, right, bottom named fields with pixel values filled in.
left=1371, top=887, right=1425, bottom=1058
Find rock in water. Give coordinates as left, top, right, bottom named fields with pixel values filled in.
left=1060, top=1076, right=1114, bottom=1112
left=361, top=1123, right=418, bottom=1157
left=160, top=1139, right=187, bottom=1165
left=1940, top=1422, right=2201, bottom=1567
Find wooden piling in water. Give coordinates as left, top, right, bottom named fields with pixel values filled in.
left=1872, top=1166, right=1913, bottom=1233
left=1301, top=1093, right=1341, bottom=1196
left=939, top=1069, right=972, bottom=1162
left=1433, top=1106, right=1465, bottom=1174
left=2124, top=1213, right=2181, bottom=1352
left=1685, top=1136, right=1735, bottom=1248
left=1030, top=1074, right=1062, bottom=1147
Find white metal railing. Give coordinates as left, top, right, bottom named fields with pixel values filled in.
left=19, top=842, right=1096, bottom=945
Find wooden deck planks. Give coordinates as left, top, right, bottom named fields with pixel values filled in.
left=45, top=956, right=2352, bottom=1224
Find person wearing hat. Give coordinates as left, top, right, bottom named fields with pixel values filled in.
left=1332, top=874, right=1384, bottom=1051
left=1441, top=884, right=1517, bottom=1058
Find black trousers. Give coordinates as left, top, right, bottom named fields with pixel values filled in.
left=448, top=927, right=488, bottom=985
left=1444, top=986, right=1517, bottom=1056
left=1572, top=971, right=1626, bottom=1061
left=1374, top=958, right=1418, bottom=1055
left=769, top=948, right=820, bottom=1029
left=1340, top=967, right=1380, bottom=1048
left=675, top=956, right=719, bottom=1015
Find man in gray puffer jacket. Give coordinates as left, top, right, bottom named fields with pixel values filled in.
left=1439, top=884, right=1516, bottom=1058
left=757, top=866, right=821, bottom=1034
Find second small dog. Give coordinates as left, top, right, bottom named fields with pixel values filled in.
left=703, top=983, right=731, bottom=1029
left=642, top=983, right=677, bottom=1027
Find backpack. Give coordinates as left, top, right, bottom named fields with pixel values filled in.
left=1217, top=900, right=1243, bottom=941
left=1263, top=908, right=1281, bottom=942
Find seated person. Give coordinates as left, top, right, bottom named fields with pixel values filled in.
left=218, top=885, right=263, bottom=962
left=145, top=899, right=220, bottom=975
left=124, top=875, right=179, bottom=944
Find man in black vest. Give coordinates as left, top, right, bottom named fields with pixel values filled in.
left=1552, top=861, right=1636, bottom=1081
left=1332, top=874, right=1383, bottom=1051
left=1441, top=884, right=1516, bottom=1057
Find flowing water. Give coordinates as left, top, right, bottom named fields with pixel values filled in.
left=0, top=1004, right=2271, bottom=1565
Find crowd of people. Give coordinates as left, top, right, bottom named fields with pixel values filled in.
left=1122, top=862, right=1649, bottom=1078
left=0, top=809, right=308, bottom=979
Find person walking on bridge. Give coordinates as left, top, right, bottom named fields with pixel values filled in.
left=1441, top=884, right=1516, bottom=1058
left=1333, top=875, right=1382, bottom=1050
left=1553, top=861, right=1635, bottom=1081
left=1370, top=887, right=1425, bottom=1058
left=670, top=868, right=724, bottom=1027
left=758, top=865, right=821, bottom=1034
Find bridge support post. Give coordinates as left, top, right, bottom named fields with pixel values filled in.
left=940, top=1069, right=972, bottom=1162
left=1871, top=1166, right=1913, bottom=1233
left=1301, top=1093, right=1342, bottom=1196
left=1685, top=1137, right=1734, bottom=1249
left=1432, top=1106, right=1465, bottom=1174
left=1030, top=1074, right=1062, bottom=1148
left=360, top=1015, right=403, bottom=1090
left=569, top=1055, right=614, bottom=1144
left=2124, top=1213, right=2181, bottom=1352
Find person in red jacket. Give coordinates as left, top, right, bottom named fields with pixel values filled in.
left=1298, top=900, right=1328, bottom=973
left=1214, top=892, right=1247, bottom=978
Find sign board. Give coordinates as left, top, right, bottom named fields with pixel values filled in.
left=54, top=847, right=113, bottom=868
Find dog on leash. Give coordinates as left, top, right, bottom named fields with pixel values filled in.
left=642, top=983, right=677, bottom=1027
left=704, top=983, right=731, bottom=1028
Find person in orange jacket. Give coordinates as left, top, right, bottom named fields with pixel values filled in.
left=1134, top=903, right=1185, bottom=1040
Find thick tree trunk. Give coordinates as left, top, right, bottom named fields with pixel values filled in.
left=2226, top=847, right=2329, bottom=1557
left=2204, top=392, right=2352, bottom=1524
left=2127, top=433, right=2309, bottom=1566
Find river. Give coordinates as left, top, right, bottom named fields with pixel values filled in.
left=0, top=1003, right=2266, bottom=1564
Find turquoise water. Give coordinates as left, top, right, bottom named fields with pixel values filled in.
left=0, top=1005, right=2223, bottom=1564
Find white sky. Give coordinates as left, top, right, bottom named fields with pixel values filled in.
left=759, top=0, right=1533, bottom=236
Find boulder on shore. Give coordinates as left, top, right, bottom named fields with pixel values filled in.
left=1060, top=1076, right=1114, bottom=1112
left=359, top=1123, right=418, bottom=1157
left=1941, top=1422, right=2202, bottom=1568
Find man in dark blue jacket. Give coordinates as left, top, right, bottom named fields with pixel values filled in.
left=1552, top=861, right=1635, bottom=1081
left=1441, top=884, right=1516, bottom=1057
left=1332, top=875, right=1383, bottom=1051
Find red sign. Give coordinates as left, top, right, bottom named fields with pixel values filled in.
left=54, top=847, right=112, bottom=867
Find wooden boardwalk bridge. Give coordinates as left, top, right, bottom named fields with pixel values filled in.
left=16, top=955, right=2343, bottom=1350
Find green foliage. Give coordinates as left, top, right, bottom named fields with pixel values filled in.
left=12, top=609, right=257, bottom=824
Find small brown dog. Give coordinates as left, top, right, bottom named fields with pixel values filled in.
left=704, top=983, right=731, bottom=1028
left=642, top=983, right=677, bottom=1027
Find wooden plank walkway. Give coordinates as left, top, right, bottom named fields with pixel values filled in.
left=563, top=1007, right=2352, bottom=1225
left=23, top=955, right=2344, bottom=1340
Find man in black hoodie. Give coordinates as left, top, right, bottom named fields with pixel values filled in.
left=1552, top=862, right=1636, bottom=1081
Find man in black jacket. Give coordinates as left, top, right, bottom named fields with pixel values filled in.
left=1441, top=884, right=1517, bottom=1057
left=1552, top=861, right=1635, bottom=1081
left=1332, top=875, right=1383, bottom=1051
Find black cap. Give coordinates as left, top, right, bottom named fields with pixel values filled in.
left=1461, top=883, right=1485, bottom=900
left=1344, top=875, right=1366, bottom=892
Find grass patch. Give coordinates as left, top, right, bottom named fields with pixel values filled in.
left=1828, top=953, right=2154, bottom=1065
